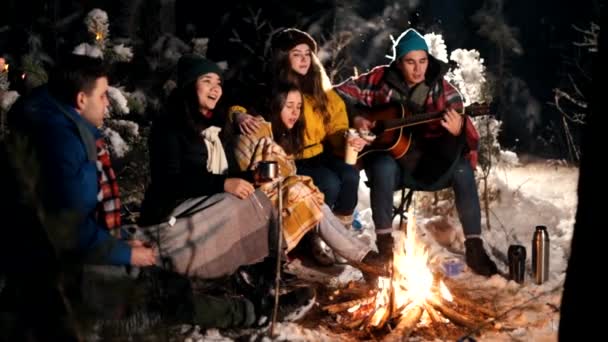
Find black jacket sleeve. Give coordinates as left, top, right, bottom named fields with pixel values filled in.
left=149, top=120, right=227, bottom=200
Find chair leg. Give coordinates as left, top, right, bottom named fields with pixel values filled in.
left=393, top=188, right=415, bottom=229
left=399, top=188, right=407, bottom=228
left=404, top=190, right=414, bottom=213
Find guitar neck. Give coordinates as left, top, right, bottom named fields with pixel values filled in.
left=382, top=110, right=445, bottom=131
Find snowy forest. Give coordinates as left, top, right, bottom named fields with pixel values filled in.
left=0, top=0, right=602, bottom=341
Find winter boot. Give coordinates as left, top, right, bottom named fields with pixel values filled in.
left=465, top=237, right=498, bottom=277
left=359, top=251, right=390, bottom=275
left=376, top=233, right=394, bottom=259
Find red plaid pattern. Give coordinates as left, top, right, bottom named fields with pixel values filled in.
left=96, top=138, right=122, bottom=233
left=335, top=66, right=480, bottom=168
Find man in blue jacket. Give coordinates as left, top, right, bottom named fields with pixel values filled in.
left=8, top=54, right=157, bottom=266
left=1, top=54, right=156, bottom=339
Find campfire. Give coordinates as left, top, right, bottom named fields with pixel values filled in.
left=323, top=214, right=496, bottom=340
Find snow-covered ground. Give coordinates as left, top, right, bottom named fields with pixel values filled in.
left=186, top=158, right=578, bottom=341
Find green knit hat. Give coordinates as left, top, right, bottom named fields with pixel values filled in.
left=177, top=54, right=223, bottom=88
left=393, top=28, right=429, bottom=61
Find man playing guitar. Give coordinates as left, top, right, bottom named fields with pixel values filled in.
left=335, top=28, right=497, bottom=277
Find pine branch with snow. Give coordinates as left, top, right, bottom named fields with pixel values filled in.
left=102, top=126, right=130, bottom=158
left=107, top=86, right=130, bottom=116
left=0, top=74, right=8, bottom=92
left=191, top=38, right=209, bottom=57
left=0, top=91, right=19, bottom=113
left=20, top=54, right=48, bottom=89
left=474, top=116, right=504, bottom=168
left=108, top=119, right=140, bottom=139
left=424, top=33, right=448, bottom=63
left=85, top=9, right=110, bottom=50
left=110, top=44, right=134, bottom=63
left=126, top=90, right=148, bottom=115
left=149, top=34, right=191, bottom=70
left=446, top=49, right=487, bottom=106
left=0, top=58, right=9, bottom=91
left=73, top=43, right=104, bottom=59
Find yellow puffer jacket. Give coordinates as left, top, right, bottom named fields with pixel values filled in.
left=300, top=89, right=349, bottom=160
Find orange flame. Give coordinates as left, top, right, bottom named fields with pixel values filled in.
left=364, top=211, right=453, bottom=326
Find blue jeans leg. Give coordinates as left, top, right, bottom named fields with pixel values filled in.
left=296, top=162, right=341, bottom=209
left=451, top=158, right=482, bottom=236
left=323, top=155, right=360, bottom=215
left=364, top=153, right=400, bottom=231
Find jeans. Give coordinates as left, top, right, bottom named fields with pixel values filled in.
left=296, top=153, right=360, bottom=215
left=365, top=153, right=481, bottom=236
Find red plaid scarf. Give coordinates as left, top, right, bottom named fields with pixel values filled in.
left=95, top=138, right=122, bottom=234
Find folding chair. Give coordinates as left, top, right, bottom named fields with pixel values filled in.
left=392, top=187, right=415, bottom=228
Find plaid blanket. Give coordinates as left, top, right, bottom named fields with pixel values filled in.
left=234, top=121, right=325, bottom=252
left=96, top=138, right=122, bottom=236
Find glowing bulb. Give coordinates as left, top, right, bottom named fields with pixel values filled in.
left=0, top=57, right=7, bottom=72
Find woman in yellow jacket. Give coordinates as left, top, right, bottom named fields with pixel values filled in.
left=262, top=28, right=367, bottom=226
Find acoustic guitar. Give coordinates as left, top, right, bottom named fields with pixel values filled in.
left=356, top=102, right=489, bottom=160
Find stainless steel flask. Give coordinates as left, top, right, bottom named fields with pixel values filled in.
left=532, top=225, right=550, bottom=284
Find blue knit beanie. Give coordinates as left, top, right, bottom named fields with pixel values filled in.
left=177, top=54, right=223, bottom=88
left=393, top=28, right=429, bottom=61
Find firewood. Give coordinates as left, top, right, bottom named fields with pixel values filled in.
left=391, top=300, right=412, bottom=319
left=383, top=305, right=424, bottom=341
left=369, top=306, right=390, bottom=328
left=423, top=302, right=442, bottom=324
left=424, top=302, right=449, bottom=337
left=428, top=297, right=479, bottom=328
left=322, top=297, right=374, bottom=314
left=344, top=318, right=366, bottom=329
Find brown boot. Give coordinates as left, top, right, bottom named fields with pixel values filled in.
left=350, top=251, right=390, bottom=283
left=376, top=233, right=394, bottom=259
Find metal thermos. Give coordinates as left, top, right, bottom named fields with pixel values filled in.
left=508, top=245, right=526, bottom=284
left=532, top=225, right=550, bottom=284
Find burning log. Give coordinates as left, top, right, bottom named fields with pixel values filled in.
left=326, top=212, right=496, bottom=338
left=322, top=297, right=374, bottom=314
left=423, top=302, right=443, bottom=324
left=383, top=305, right=424, bottom=341
left=428, top=297, right=479, bottom=328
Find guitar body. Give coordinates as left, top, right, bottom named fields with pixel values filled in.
left=358, top=103, right=412, bottom=160
left=353, top=102, right=488, bottom=169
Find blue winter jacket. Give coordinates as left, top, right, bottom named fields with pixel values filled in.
left=9, top=86, right=131, bottom=265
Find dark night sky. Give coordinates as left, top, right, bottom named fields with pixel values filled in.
left=0, top=0, right=601, bottom=158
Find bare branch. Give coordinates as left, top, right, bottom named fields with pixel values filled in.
left=552, top=88, right=587, bottom=124
left=567, top=74, right=585, bottom=98
left=572, top=22, right=599, bottom=52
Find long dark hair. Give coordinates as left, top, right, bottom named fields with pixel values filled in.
left=269, top=83, right=305, bottom=156
left=166, top=81, right=220, bottom=139
left=271, top=48, right=330, bottom=125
